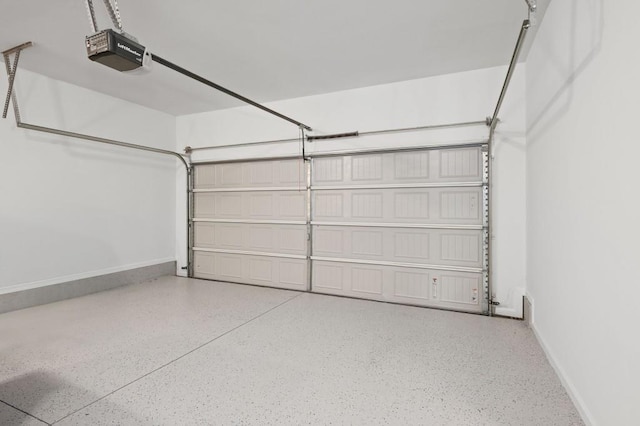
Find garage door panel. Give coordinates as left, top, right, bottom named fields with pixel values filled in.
left=440, top=190, right=481, bottom=221
left=246, top=225, right=278, bottom=250
left=394, top=192, right=430, bottom=220
left=394, top=270, right=430, bottom=301
left=195, top=191, right=306, bottom=221
left=352, top=192, right=384, bottom=218
left=350, top=154, right=384, bottom=181
left=393, top=231, right=430, bottom=261
left=351, top=229, right=384, bottom=257
left=247, top=257, right=274, bottom=284
left=194, top=222, right=243, bottom=249
left=278, top=193, right=307, bottom=218
left=194, top=252, right=307, bottom=291
left=312, top=262, right=344, bottom=290
left=439, top=274, right=482, bottom=306
left=439, top=231, right=482, bottom=265
left=278, top=227, right=308, bottom=253
left=248, top=193, right=274, bottom=217
left=195, top=252, right=243, bottom=281
left=194, top=159, right=305, bottom=189
left=394, top=152, right=430, bottom=180
left=312, top=157, right=344, bottom=183
left=438, top=147, right=482, bottom=180
left=194, top=222, right=307, bottom=255
left=312, top=148, right=482, bottom=187
left=351, top=267, right=384, bottom=295
left=313, top=193, right=344, bottom=218
left=311, top=260, right=482, bottom=312
left=312, top=187, right=482, bottom=225
left=313, top=226, right=482, bottom=268
left=193, top=159, right=309, bottom=291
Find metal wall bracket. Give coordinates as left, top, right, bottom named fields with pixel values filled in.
left=85, top=0, right=124, bottom=34
left=524, top=0, right=537, bottom=25
left=524, top=0, right=537, bottom=13
left=2, top=41, right=32, bottom=121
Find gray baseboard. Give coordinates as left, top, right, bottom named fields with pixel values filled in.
left=0, top=261, right=176, bottom=315
left=523, top=295, right=533, bottom=327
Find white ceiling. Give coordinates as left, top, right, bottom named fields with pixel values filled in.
left=1, top=1, right=547, bottom=116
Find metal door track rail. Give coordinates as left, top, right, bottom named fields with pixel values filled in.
left=18, top=123, right=189, bottom=168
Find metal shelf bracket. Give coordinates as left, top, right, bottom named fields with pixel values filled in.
left=2, top=41, right=32, bottom=120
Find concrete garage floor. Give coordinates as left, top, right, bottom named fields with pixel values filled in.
left=0, top=277, right=582, bottom=425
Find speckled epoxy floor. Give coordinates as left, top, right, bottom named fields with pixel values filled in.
left=0, top=277, right=583, bottom=425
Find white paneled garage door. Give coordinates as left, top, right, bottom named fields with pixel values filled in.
left=192, top=159, right=309, bottom=291
left=310, top=146, right=488, bottom=313
left=192, top=144, right=488, bottom=313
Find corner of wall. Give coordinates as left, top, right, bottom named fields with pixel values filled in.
left=529, top=321, right=596, bottom=426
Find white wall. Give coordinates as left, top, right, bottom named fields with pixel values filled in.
left=0, top=69, right=178, bottom=293
left=177, top=65, right=527, bottom=316
left=526, top=1, right=639, bottom=424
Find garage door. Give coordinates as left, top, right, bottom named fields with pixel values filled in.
left=192, top=159, right=309, bottom=291
left=191, top=144, right=488, bottom=313
left=310, top=146, right=488, bottom=313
